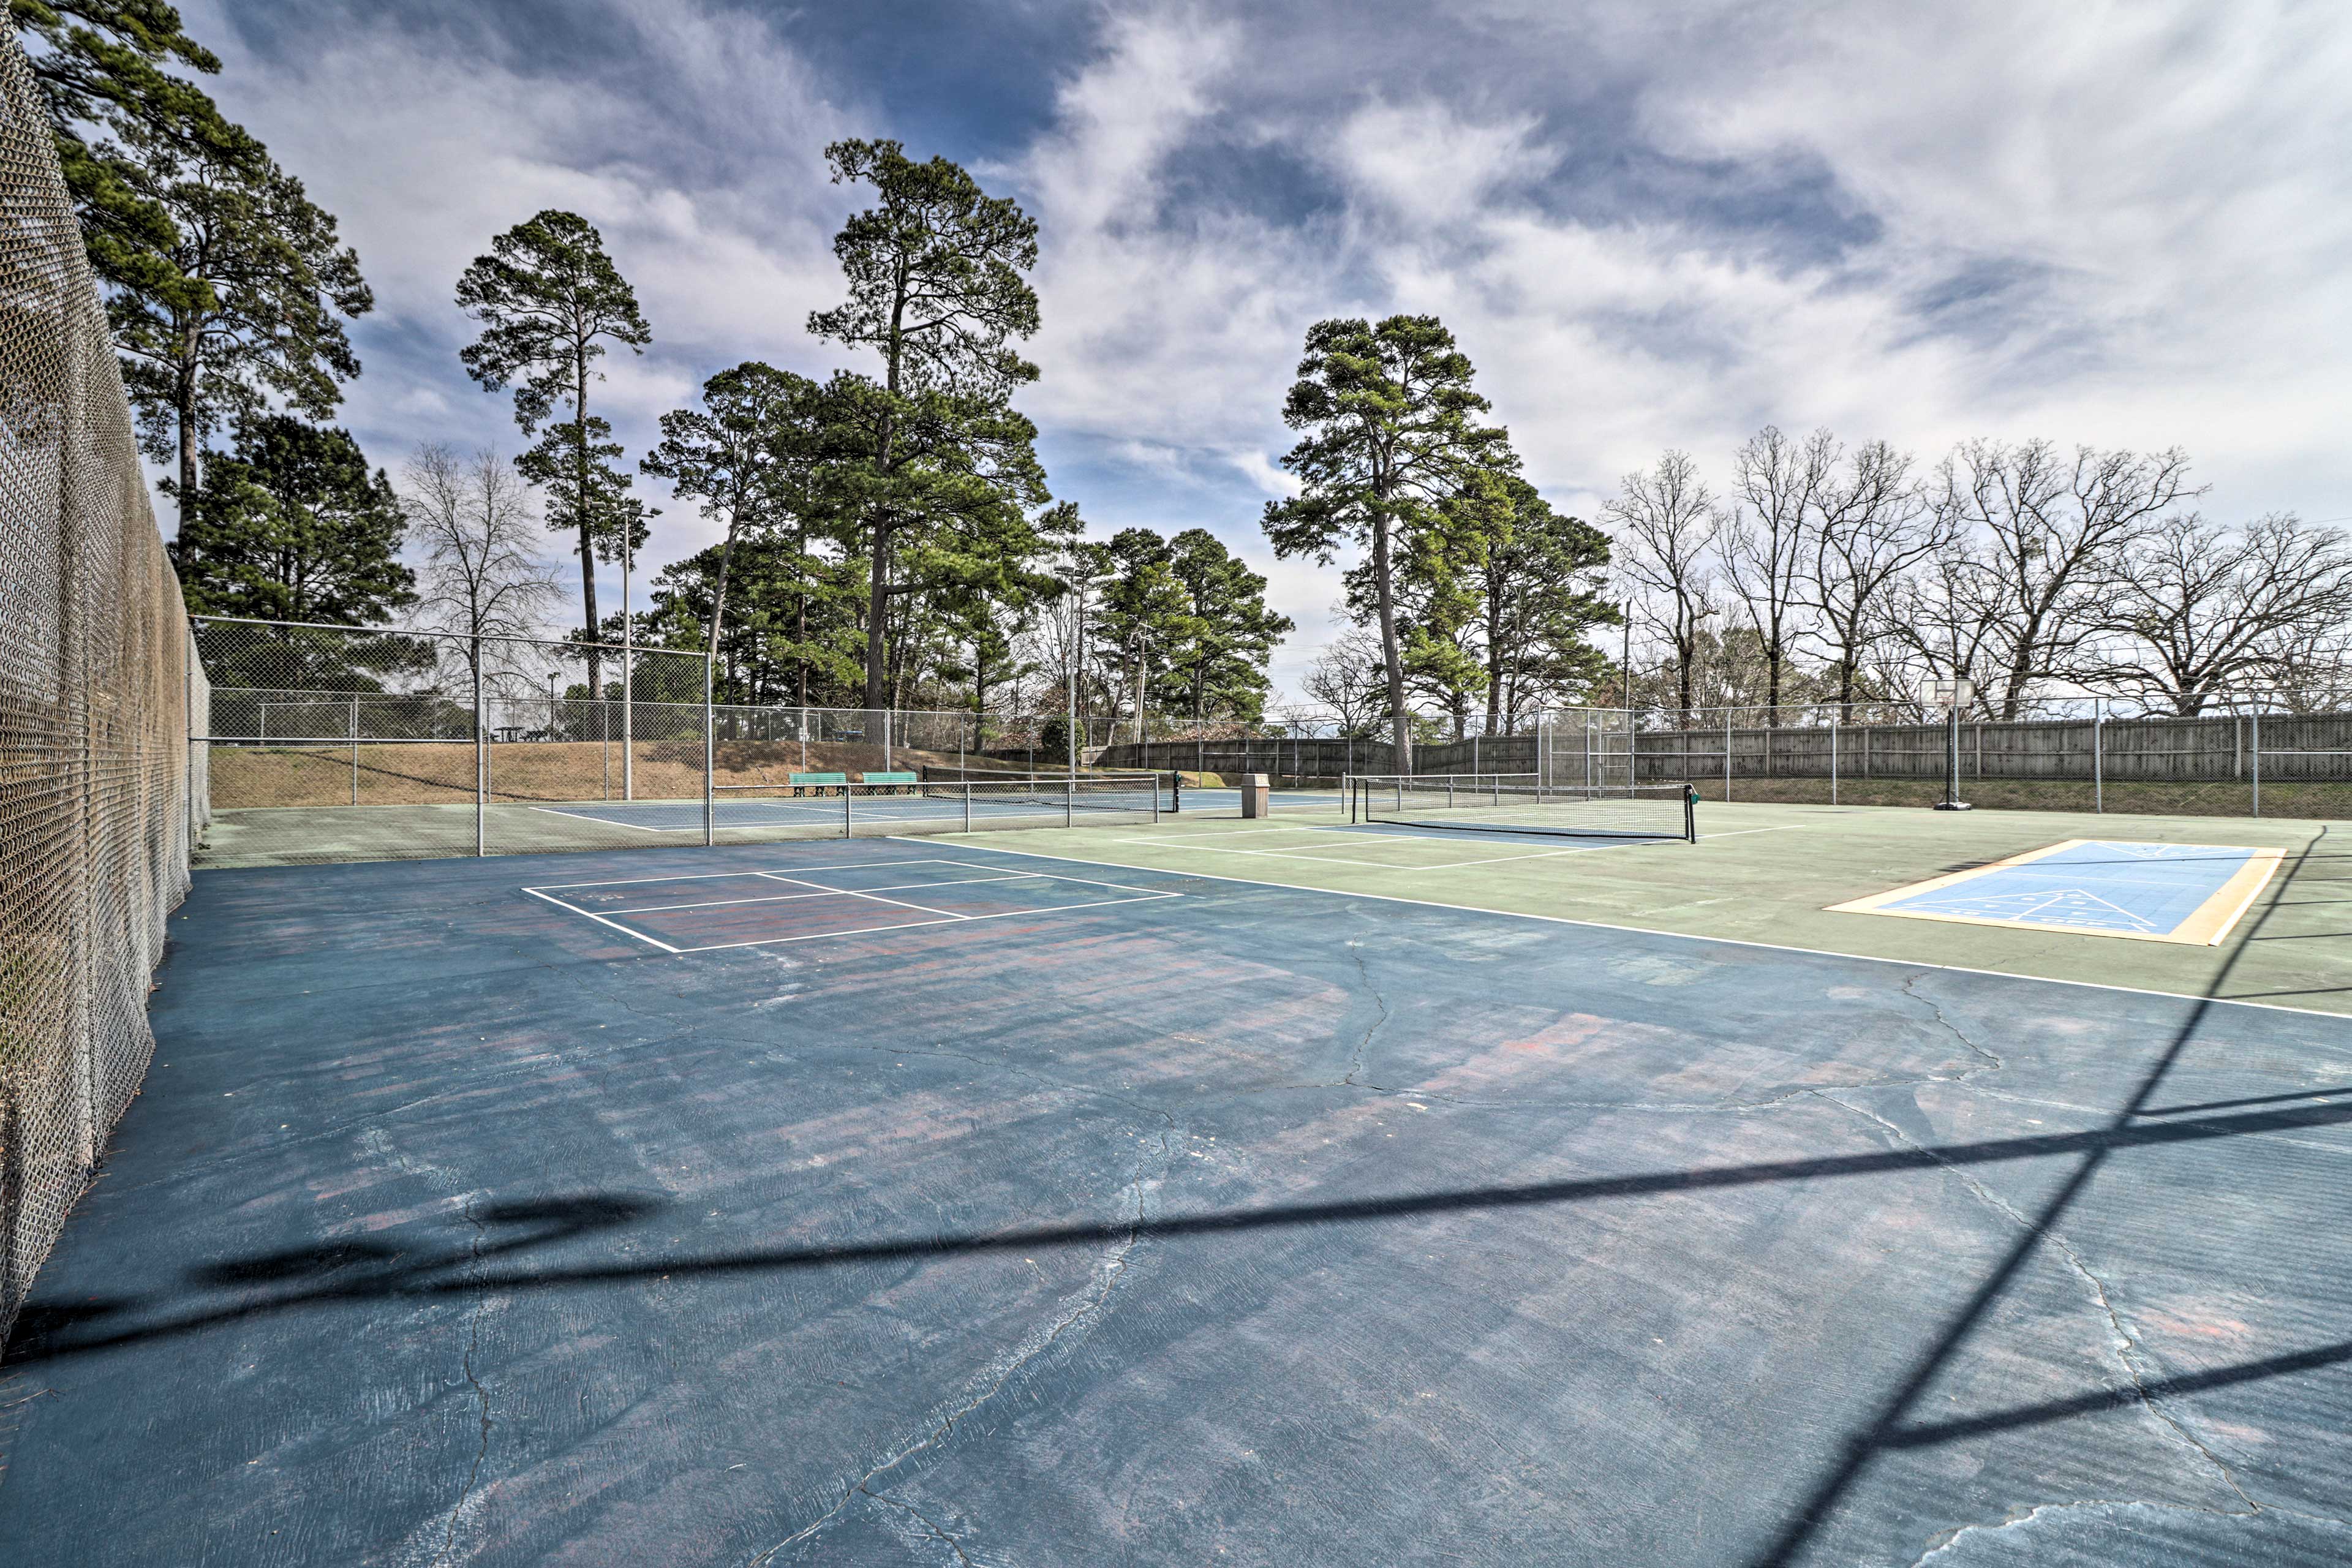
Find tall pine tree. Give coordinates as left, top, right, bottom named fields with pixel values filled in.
left=1263, top=316, right=1512, bottom=770
left=806, top=140, right=1052, bottom=709
left=456, top=210, right=651, bottom=697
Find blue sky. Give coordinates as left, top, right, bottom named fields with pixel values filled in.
left=183, top=1, right=2352, bottom=699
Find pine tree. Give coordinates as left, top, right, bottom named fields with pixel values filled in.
left=456, top=210, right=651, bottom=697
left=1262, top=316, right=1512, bottom=771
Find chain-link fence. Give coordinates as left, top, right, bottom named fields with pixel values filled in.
left=191, top=619, right=1182, bottom=864
left=0, top=37, right=198, bottom=1341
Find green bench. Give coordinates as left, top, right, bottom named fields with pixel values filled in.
left=859, top=771, right=918, bottom=795
left=787, top=771, right=847, bottom=797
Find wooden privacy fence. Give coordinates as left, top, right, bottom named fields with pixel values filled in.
left=1626, top=709, right=2352, bottom=784
left=1095, top=733, right=1539, bottom=780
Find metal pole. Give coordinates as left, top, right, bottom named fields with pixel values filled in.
left=472, top=635, right=485, bottom=856
left=1724, top=710, right=1732, bottom=801
left=964, top=783, right=973, bottom=834
left=1947, top=704, right=1960, bottom=807
left=1067, top=657, right=1077, bottom=785
left=883, top=707, right=892, bottom=772
left=623, top=541, right=633, bottom=802
left=1065, top=775, right=1073, bottom=829
left=1621, top=603, right=1631, bottom=710
left=1830, top=715, right=1839, bottom=805
left=350, top=695, right=359, bottom=805
left=2252, top=707, right=2262, bottom=818
left=845, top=777, right=854, bottom=838
left=2092, top=698, right=2103, bottom=813
left=703, top=654, right=715, bottom=846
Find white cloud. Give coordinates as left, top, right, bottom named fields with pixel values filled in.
left=166, top=0, right=2352, bottom=671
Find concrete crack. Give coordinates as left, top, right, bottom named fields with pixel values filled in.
left=431, top=1193, right=496, bottom=1568
left=1825, top=1093, right=2253, bottom=1512
left=1902, top=973, right=2005, bottom=1074
left=862, top=1490, right=974, bottom=1565
left=1910, top=1499, right=2352, bottom=1566
left=1342, top=941, right=1391, bottom=1087
left=748, top=1129, right=1172, bottom=1564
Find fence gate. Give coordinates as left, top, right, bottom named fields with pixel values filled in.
left=1543, top=708, right=1635, bottom=790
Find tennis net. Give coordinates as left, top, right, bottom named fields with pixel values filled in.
left=918, top=767, right=1177, bottom=813
left=1352, top=775, right=1696, bottom=841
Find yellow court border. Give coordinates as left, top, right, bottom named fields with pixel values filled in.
left=1826, top=839, right=2286, bottom=947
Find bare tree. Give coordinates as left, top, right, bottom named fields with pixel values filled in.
left=1605, top=450, right=1721, bottom=723
left=1808, top=440, right=1950, bottom=716
left=2266, top=617, right=2352, bottom=714
left=1884, top=540, right=2005, bottom=716
left=1722, top=426, right=1828, bottom=722
left=1302, top=627, right=1392, bottom=737
left=1937, top=439, right=2201, bottom=717
left=405, top=444, right=563, bottom=688
left=2095, top=512, right=2352, bottom=713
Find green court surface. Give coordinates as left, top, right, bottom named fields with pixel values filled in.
left=956, top=800, right=2352, bottom=1015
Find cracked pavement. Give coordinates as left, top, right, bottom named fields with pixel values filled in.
left=2, top=839, right=2348, bottom=1567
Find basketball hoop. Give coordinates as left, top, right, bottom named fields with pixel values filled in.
left=1924, top=677, right=1975, bottom=711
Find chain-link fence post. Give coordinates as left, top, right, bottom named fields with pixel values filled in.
left=472, top=635, right=485, bottom=856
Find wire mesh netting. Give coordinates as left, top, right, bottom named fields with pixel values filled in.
left=190, top=617, right=1186, bottom=862
left=1353, top=774, right=1697, bottom=842
left=0, top=37, right=198, bottom=1341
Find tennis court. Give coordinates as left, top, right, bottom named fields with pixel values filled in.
left=6, top=818, right=2351, bottom=1566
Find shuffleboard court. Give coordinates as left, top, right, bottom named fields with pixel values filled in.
left=1829, top=839, right=2285, bottom=945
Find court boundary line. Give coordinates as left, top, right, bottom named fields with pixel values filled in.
left=528, top=856, right=976, bottom=892
left=664, top=892, right=1179, bottom=953
left=520, top=886, right=685, bottom=952
left=1114, top=834, right=1665, bottom=872
left=598, top=873, right=1039, bottom=916
left=930, top=837, right=2337, bottom=1019
left=749, top=870, right=967, bottom=920
left=526, top=859, right=1180, bottom=954
left=1114, top=821, right=1807, bottom=873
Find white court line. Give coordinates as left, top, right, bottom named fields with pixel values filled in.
left=932, top=859, right=1177, bottom=898
left=526, top=805, right=684, bottom=835
left=937, top=837, right=2336, bottom=1020
left=521, top=885, right=684, bottom=953
left=1115, top=819, right=1813, bottom=873
left=750, top=870, right=970, bottom=920
left=1111, top=840, right=1427, bottom=870
left=1139, top=825, right=1338, bottom=843
left=601, top=873, right=1041, bottom=916
left=527, top=856, right=967, bottom=892
left=1114, top=834, right=1661, bottom=870
left=666, top=892, right=1180, bottom=952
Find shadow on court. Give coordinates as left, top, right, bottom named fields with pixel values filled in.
left=2, top=835, right=2348, bottom=1566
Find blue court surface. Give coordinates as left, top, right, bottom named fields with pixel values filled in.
left=4, top=837, right=2350, bottom=1566
left=1831, top=839, right=2285, bottom=946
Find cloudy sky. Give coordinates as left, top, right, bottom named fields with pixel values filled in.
left=183, top=0, right=2352, bottom=701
